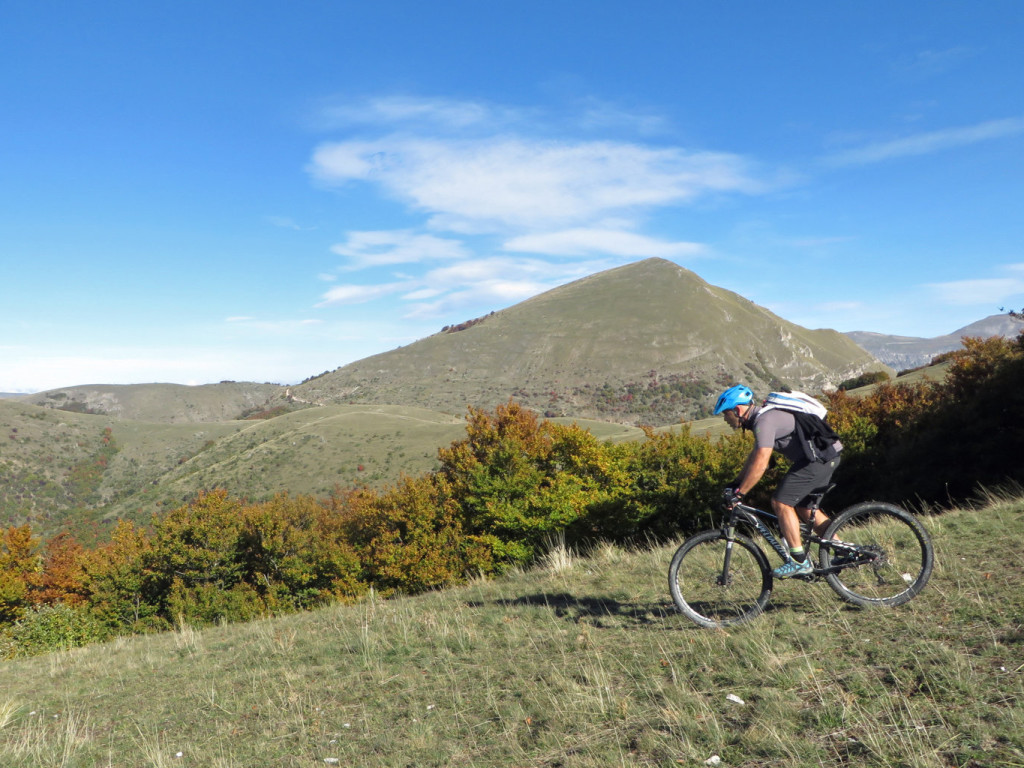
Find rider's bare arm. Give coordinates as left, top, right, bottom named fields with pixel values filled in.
left=736, top=446, right=772, bottom=496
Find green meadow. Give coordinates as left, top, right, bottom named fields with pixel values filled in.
left=1, top=492, right=1020, bottom=767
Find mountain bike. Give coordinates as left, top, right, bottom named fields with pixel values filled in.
left=668, top=486, right=934, bottom=628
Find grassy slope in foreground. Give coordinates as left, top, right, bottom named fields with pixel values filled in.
left=1, top=494, right=1021, bottom=767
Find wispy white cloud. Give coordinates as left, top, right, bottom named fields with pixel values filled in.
left=892, top=46, right=977, bottom=81
left=330, top=230, right=470, bottom=268
left=312, top=95, right=524, bottom=132
left=267, top=215, right=313, bottom=231
left=306, top=95, right=769, bottom=321
left=504, top=228, right=705, bottom=258
left=403, top=256, right=608, bottom=317
left=926, top=277, right=1024, bottom=306
left=317, top=282, right=410, bottom=306
left=575, top=96, right=670, bottom=136
left=310, top=136, right=766, bottom=231
left=315, top=254, right=608, bottom=317
left=824, top=117, right=1024, bottom=167
left=925, top=264, right=1024, bottom=306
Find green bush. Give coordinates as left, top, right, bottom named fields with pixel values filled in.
left=838, top=370, right=890, bottom=391
left=237, top=494, right=366, bottom=609
left=437, top=403, right=631, bottom=566
left=165, top=579, right=265, bottom=626
left=0, top=603, right=107, bottom=659
left=580, top=425, right=753, bottom=543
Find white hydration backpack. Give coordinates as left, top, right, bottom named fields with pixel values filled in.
left=759, top=391, right=841, bottom=463
left=760, top=390, right=828, bottom=420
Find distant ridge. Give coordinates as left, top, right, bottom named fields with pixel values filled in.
left=17, top=381, right=284, bottom=423
left=846, top=314, right=1024, bottom=370
left=294, top=258, right=884, bottom=424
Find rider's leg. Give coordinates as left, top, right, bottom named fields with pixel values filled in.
left=798, top=506, right=832, bottom=537
left=773, top=456, right=841, bottom=560
left=775, top=456, right=842, bottom=544
left=771, top=498, right=815, bottom=577
left=772, top=498, right=804, bottom=552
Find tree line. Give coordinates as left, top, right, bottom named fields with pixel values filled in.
left=2, top=332, right=1021, bottom=657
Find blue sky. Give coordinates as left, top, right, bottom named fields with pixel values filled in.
left=2, top=1, right=1022, bottom=393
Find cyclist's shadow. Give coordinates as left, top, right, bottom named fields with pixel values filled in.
left=471, top=591, right=799, bottom=628
left=474, top=592, right=675, bottom=628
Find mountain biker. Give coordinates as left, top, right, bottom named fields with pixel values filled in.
left=713, top=384, right=843, bottom=578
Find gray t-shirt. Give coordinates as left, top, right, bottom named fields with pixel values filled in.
left=751, top=407, right=843, bottom=464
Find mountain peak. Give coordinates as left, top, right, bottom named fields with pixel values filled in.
left=295, top=260, right=882, bottom=425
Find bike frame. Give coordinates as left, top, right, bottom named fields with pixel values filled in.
left=719, top=500, right=865, bottom=577
left=722, top=503, right=792, bottom=562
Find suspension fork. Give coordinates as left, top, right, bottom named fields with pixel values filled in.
left=718, top=517, right=739, bottom=586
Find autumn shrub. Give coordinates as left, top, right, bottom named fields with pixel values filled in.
left=825, top=333, right=1024, bottom=507
left=893, top=334, right=1024, bottom=501
left=33, top=533, right=89, bottom=607
left=0, top=526, right=40, bottom=624
left=142, top=490, right=249, bottom=625
left=81, top=519, right=162, bottom=633
left=236, top=494, right=365, bottom=609
left=165, top=578, right=265, bottom=626
left=342, top=476, right=490, bottom=595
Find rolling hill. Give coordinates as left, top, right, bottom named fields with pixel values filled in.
left=16, top=381, right=285, bottom=423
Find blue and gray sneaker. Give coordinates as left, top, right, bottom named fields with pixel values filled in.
left=773, top=558, right=813, bottom=579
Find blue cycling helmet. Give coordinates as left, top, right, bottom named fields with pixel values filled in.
left=713, top=384, right=754, bottom=415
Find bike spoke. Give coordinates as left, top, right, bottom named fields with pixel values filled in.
left=670, top=531, right=771, bottom=627
left=821, top=504, right=933, bottom=607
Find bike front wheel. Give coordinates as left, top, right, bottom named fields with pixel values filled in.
left=819, top=502, right=934, bottom=608
left=669, top=529, right=773, bottom=628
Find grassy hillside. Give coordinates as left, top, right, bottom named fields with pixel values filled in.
left=0, top=398, right=645, bottom=539
left=99, top=407, right=645, bottom=526
left=294, top=259, right=886, bottom=425
left=101, top=405, right=469, bottom=521
left=1, top=493, right=1021, bottom=767
left=0, top=398, right=248, bottom=537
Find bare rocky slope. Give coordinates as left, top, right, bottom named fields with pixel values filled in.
left=845, top=314, right=1024, bottom=370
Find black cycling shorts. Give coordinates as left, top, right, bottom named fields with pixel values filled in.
left=773, top=455, right=841, bottom=508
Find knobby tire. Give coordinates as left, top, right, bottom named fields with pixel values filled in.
left=669, top=529, right=773, bottom=629
left=819, top=502, right=934, bottom=607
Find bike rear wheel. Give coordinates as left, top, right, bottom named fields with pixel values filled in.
left=819, top=502, right=934, bottom=607
left=669, top=529, right=773, bottom=628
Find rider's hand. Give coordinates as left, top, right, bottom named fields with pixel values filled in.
left=721, top=487, right=744, bottom=509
